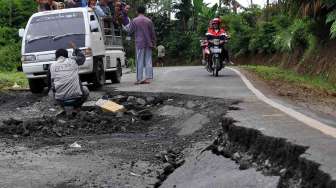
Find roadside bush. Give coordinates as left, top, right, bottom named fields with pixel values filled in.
left=249, top=22, right=277, bottom=54
left=0, top=27, right=19, bottom=45
left=274, top=19, right=317, bottom=59
left=164, top=31, right=201, bottom=62
left=222, top=14, right=253, bottom=56
left=0, top=43, right=21, bottom=71
left=127, top=58, right=136, bottom=73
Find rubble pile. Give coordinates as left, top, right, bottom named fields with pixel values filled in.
left=0, top=94, right=164, bottom=138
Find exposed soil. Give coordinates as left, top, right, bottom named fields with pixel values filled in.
left=234, top=41, right=336, bottom=83
left=238, top=67, right=336, bottom=119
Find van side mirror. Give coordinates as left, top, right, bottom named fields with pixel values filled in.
left=19, top=28, right=25, bottom=38
left=90, top=21, right=99, bottom=32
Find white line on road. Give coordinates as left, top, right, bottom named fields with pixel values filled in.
left=228, top=67, right=336, bottom=138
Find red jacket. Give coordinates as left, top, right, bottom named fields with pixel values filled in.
left=206, top=28, right=226, bottom=37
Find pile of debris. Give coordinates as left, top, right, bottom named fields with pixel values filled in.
left=0, top=94, right=164, bottom=138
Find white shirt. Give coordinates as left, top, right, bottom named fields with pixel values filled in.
left=157, top=45, right=165, bottom=57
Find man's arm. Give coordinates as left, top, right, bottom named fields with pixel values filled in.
left=95, top=6, right=107, bottom=17
left=46, top=67, right=56, bottom=95
left=46, top=68, right=52, bottom=93
left=122, top=20, right=135, bottom=34
left=72, top=48, right=86, bottom=66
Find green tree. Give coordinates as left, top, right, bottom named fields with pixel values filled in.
left=173, top=0, right=193, bottom=31
left=0, top=0, right=36, bottom=28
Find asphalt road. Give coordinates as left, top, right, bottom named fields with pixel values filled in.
left=113, top=66, right=336, bottom=187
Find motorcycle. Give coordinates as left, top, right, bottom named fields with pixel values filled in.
left=205, top=35, right=229, bottom=77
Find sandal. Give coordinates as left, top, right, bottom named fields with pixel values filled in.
left=140, top=80, right=151, bottom=84
left=134, top=81, right=142, bottom=85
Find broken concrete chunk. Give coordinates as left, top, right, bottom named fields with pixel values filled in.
left=69, top=142, right=81, bottom=148
left=264, top=159, right=271, bottom=168
left=280, top=168, right=287, bottom=176
left=232, top=152, right=241, bottom=161
left=239, top=159, right=251, bottom=170
left=146, top=96, right=156, bottom=104
left=96, top=99, right=126, bottom=113
left=112, top=95, right=126, bottom=101
left=82, top=101, right=97, bottom=111
left=136, top=98, right=147, bottom=106
left=127, top=96, right=136, bottom=102
left=57, top=119, right=67, bottom=124
left=186, top=101, right=197, bottom=109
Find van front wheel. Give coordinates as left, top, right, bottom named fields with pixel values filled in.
left=28, top=79, right=45, bottom=94
left=91, top=59, right=105, bottom=89
left=110, top=60, right=122, bottom=83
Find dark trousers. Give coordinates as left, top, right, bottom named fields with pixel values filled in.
left=56, top=86, right=89, bottom=109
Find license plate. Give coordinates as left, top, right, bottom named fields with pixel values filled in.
left=211, top=48, right=222, bottom=53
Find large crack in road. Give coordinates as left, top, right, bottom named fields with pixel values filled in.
left=0, top=91, right=332, bottom=187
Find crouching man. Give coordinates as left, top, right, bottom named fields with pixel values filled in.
left=48, top=43, right=89, bottom=115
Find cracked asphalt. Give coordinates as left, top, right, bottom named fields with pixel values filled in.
left=112, top=66, right=336, bottom=186
left=0, top=66, right=335, bottom=188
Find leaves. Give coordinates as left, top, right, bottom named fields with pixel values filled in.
left=330, top=21, right=336, bottom=39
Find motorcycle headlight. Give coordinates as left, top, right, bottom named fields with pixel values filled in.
left=21, top=55, right=36, bottom=63
left=213, top=39, right=220, bottom=45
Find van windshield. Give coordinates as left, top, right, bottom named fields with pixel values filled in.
left=25, top=12, right=86, bottom=53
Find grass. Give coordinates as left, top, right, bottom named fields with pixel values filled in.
left=127, top=58, right=136, bottom=73
left=0, top=72, right=28, bottom=90
left=241, top=65, right=336, bottom=94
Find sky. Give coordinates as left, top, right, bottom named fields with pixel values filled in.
left=204, top=0, right=271, bottom=7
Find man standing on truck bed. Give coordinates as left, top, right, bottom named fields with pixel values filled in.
left=123, top=5, right=156, bottom=85
left=48, top=42, right=89, bottom=115
left=96, top=0, right=112, bottom=17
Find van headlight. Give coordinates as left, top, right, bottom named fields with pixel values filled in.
left=21, top=55, right=36, bottom=63
left=81, top=48, right=93, bottom=57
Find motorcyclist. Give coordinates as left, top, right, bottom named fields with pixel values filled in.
left=203, top=18, right=232, bottom=67
left=201, top=20, right=213, bottom=65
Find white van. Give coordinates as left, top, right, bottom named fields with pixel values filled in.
left=19, top=7, right=125, bottom=93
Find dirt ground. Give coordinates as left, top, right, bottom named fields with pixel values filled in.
left=0, top=90, right=238, bottom=188
left=239, top=68, right=336, bottom=119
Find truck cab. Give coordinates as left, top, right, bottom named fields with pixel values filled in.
left=19, top=7, right=125, bottom=93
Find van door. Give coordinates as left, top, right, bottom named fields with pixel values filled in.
left=89, top=13, right=104, bottom=56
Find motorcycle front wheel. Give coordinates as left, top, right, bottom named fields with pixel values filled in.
left=212, top=56, right=220, bottom=77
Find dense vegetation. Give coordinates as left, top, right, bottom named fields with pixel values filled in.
left=0, top=0, right=36, bottom=71
left=147, top=0, right=336, bottom=63
left=1, top=0, right=336, bottom=74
